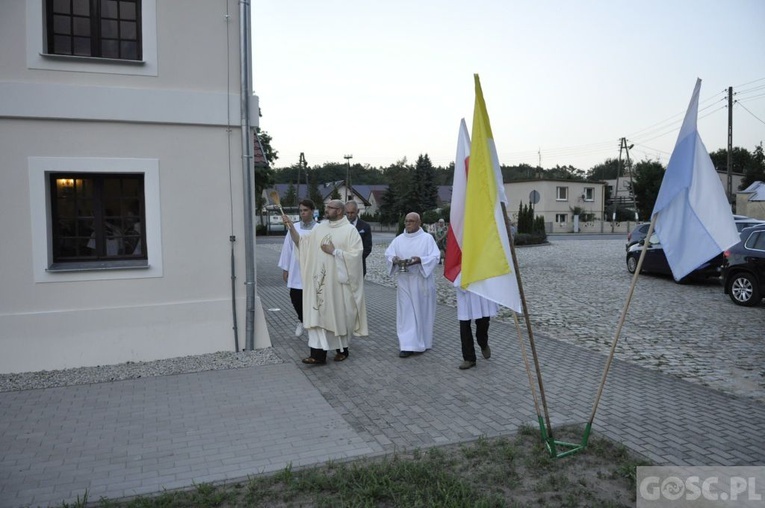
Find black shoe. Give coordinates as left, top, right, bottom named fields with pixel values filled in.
left=399, top=351, right=412, bottom=358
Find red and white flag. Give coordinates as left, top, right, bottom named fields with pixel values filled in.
left=446, top=75, right=522, bottom=313
left=443, top=119, right=470, bottom=284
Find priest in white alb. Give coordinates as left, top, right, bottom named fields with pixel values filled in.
left=283, top=200, right=368, bottom=365
left=385, top=212, right=441, bottom=358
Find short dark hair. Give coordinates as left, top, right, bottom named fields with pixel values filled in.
left=299, top=199, right=316, bottom=210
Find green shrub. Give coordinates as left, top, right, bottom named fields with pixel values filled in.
left=421, top=210, right=440, bottom=224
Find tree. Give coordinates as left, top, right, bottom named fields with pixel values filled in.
left=630, top=160, right=665, bottom=221
left=547, top=164, right=586, bottom=180
left=517, top=202, right=533, bottom=233
left=308, top=173, right=324, bottom=215
left=708, top=146, right=754, bottom=191
left=411, top=154, right=439, bottom=215
left=381, top=160, right=415, bottom=223
left=502, top=163, right=537, bottom=181
left=256, top=127, right=278, bottom=164
left=254, top=127, right=277, bottom=215
left=741, top=143, right=765, bottom=190
left=587, top=158, right=621, bottom=181
left=282, top=183, right=297, bottom=207
left=379, top=186, right=398, bottom=224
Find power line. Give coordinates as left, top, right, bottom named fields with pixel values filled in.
left=626, top=94, right=725, bottom=141
left=735, top=84, right=765, bottom=96
left=736, top=101, right=765, bottom=126
left=733, top=76, right=765, bottom=89
left=737, top=92, right=765, bottom=103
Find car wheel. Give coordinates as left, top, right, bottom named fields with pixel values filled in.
left=626, top=255, right=638, bottom=274
left=727, top=272, right=761, bottom=307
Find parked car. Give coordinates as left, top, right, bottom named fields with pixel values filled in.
left=625, top=223, right=650, bottom=251
left=625, top=233, right=724, bottom=282
left=734, top=216, right=765, bottom=232
left=722, top=224, right=765, bottom=306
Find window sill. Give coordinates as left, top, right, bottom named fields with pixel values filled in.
left=40, top=53, right=146, bottom=66
left=47, top=260, right=150, bottom=272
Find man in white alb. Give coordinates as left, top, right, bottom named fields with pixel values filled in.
left=385, top=212, right=440, bottom=358
left=277, top=199, right=317, bottom=337
left=283, top=200, right=368, bottom=365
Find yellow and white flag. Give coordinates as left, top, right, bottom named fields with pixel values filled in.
left=461, top=74, right=522, bottom=313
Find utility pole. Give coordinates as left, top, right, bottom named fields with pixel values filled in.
left=611, top=138, right=637, bottom=228
left=616, top=138, right=637, bottom=221
left=612, top=141, right=622, bottom=232
left=344, top=154, right=353, bottom=201
left=727, top=86, right=733, bottom=204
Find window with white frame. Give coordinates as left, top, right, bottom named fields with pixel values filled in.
left=583, top=187, right=594, bottom=201
left=29, top=157, right=163, bottom=282
left=45, top=0, right=142, bottom=60
left=555, top=213, right=568, bottom=224
left=556, top=186, right=568, bottom=201
left=50, top=173, right=146, bottom=264
left=27, top=0, right=157, bottom=76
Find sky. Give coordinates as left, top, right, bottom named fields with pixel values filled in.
left=252, top=0, right=765, bottom=172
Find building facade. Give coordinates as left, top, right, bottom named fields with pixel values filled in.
left=503, top=179, right=608, bottom=233
left=0, top=0, right=269, bottom=373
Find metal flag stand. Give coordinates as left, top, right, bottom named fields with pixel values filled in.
left=501, top=205, right=658, bottom=458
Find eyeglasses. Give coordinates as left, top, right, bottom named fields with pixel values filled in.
left=325, top=206, right=341, bottom=210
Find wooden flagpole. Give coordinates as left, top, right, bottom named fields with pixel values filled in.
left=583, top=214, right=658, bottom=444
left=512, top=311, right=542, bottom=418
left=500, top=203, right=556, bottom=450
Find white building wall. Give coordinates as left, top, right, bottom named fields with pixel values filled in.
left=0, top=0, right=267, bottom=373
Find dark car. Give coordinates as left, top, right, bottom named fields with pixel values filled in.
left=625, top=223, right=650, bottom=251
left=734, top=217, right=765, bottom=232
left=625, top=233, right=724, bottom=282
left=722, top=224, right=765, bottom=306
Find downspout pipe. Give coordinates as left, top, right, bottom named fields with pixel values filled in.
left=239, top=0, right=256, bottom=350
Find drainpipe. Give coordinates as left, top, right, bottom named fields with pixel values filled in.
left=239, top=0, right=256, bottom=350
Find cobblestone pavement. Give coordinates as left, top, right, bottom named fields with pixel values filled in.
left=3, top=235, right=763, bottom=507
left=265, top=235, right=765, bottom=403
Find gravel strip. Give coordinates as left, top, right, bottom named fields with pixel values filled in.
left=0, top=349, right=282, bottom=393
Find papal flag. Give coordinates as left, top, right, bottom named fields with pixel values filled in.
left=652, top=78, right=739, bottom=281
left=458, top=74, right=522, bottom=313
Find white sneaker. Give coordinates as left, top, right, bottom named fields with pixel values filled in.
left=294, top=322, right=304, bottom=337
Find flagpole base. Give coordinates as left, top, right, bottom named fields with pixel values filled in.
left=536, top=420, right=591, bottom=459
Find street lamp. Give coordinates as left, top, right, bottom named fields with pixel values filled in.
left=343, top=154, right=353, bottom=201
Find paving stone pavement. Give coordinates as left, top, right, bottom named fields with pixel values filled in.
left=1, top=235, right=763, bottom=507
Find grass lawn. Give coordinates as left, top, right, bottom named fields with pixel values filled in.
left=66, top=425, right=650, bottom=507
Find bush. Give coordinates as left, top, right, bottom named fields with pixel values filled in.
left=422, top=210, right=441, bottom=224
left=514, top=232, right=547, bottom=246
